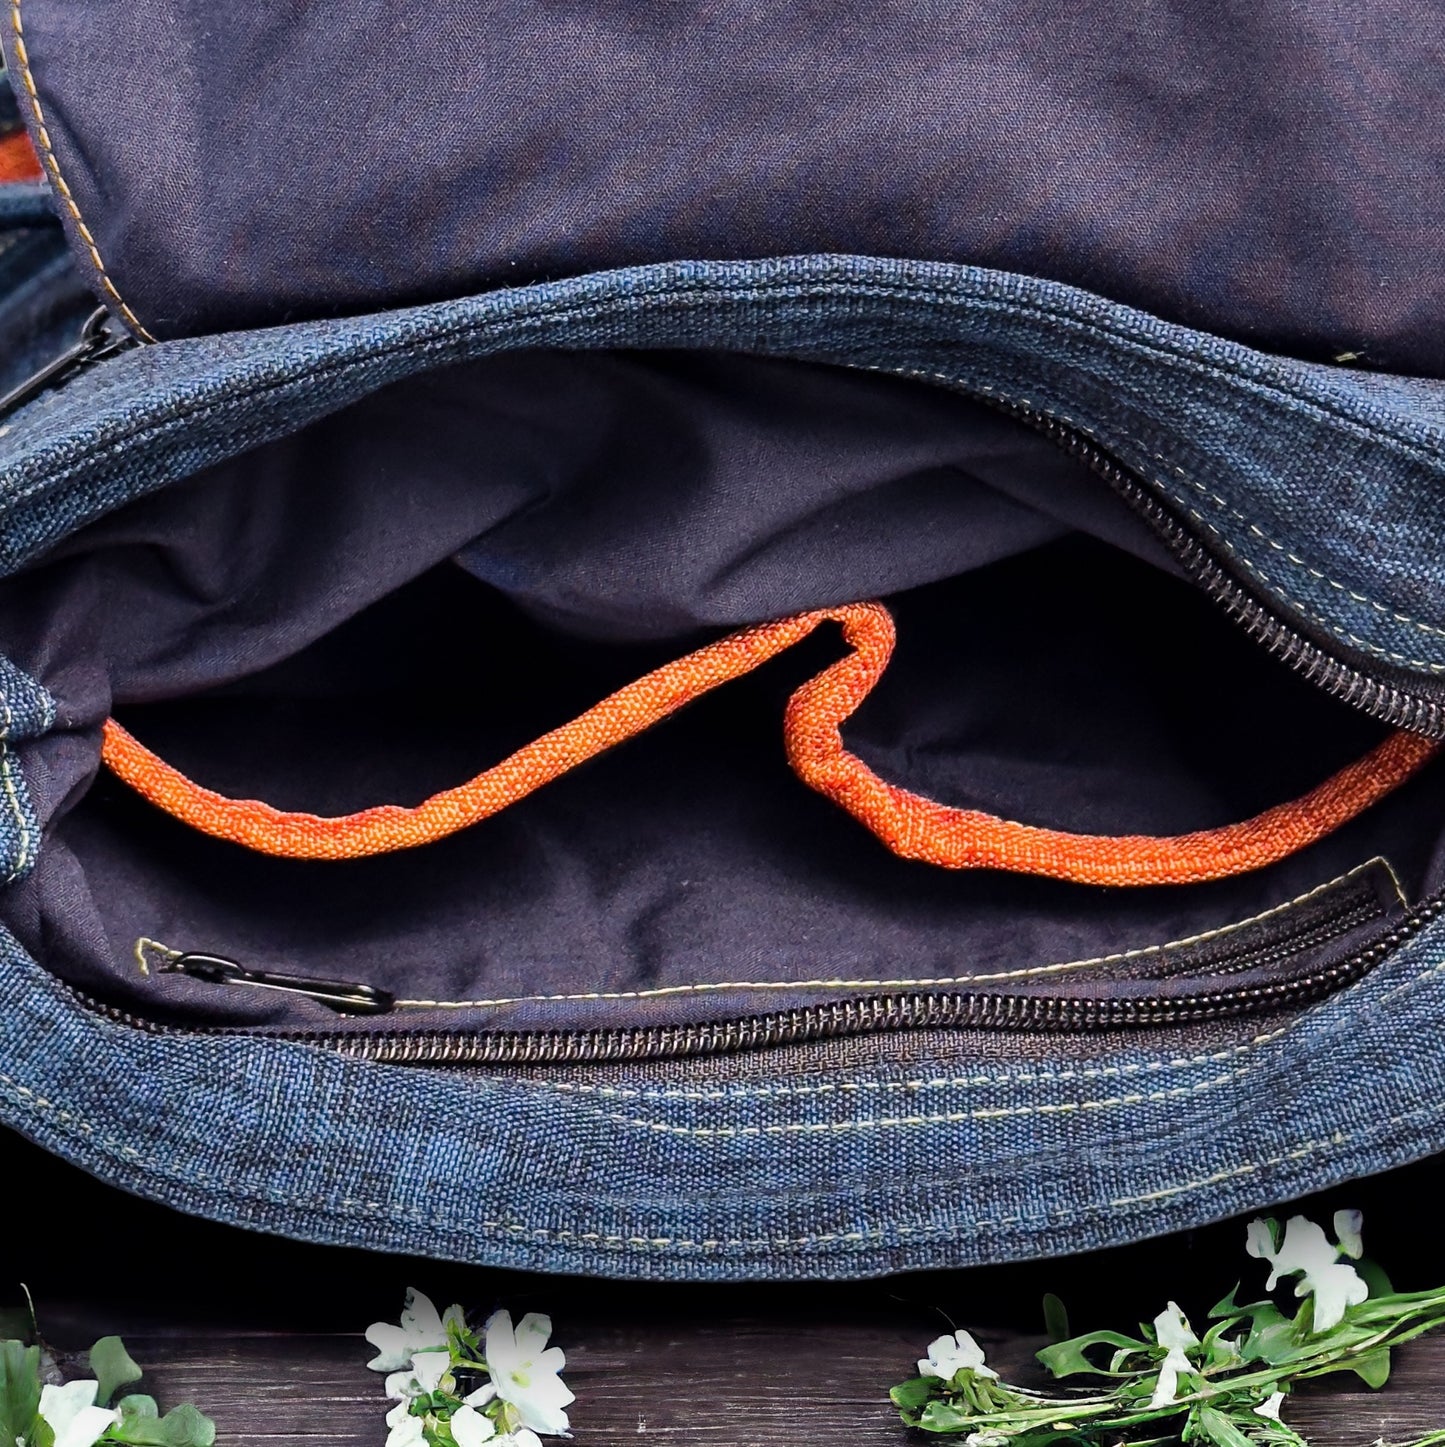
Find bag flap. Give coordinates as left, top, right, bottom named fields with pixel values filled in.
left=3, top=2, right=1444, bottom=359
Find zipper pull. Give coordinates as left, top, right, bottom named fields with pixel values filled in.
left=163, top=951, right=396, bottom=1015
left=0, top=306, right=138, bottom=421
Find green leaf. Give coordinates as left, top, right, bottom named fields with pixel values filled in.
left=0, top=1287, right=39, bottom=1348
left=1189, top=1406, right=1256, bottom=1447
left=90, top=1337, right=143, bottom=1408
left=1236, top=1302, right=1296, bottom=1365
left=0, top=1340, right=42, bottom=1447
left=1208, top=1283, right=1243, bottom=1319
left=156, top=1403, right=215, bottom=1447
left=890, top=1376, right=935, bottom=1413
left=107, top=1398, right=215, bottom=1447
left=1037, top=1329, right=1147, bottom=1379
left=1350, top=1348, right=1391, bottom=1389
left=1042, top=1293, right=1070, bottom=1344
left=1355, top=1257, right=1395, bottom=1300
left=917, top=1399, right=978, bottom=1433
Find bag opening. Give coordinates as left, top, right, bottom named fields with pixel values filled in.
left=2, top=349, right=1441, bottom=1036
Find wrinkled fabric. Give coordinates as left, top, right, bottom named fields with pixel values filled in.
left=5, top=0, right=1445, bottom=369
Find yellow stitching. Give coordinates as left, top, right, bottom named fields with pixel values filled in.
left=388, top=859, right=1395, bottom=1008
left=874, top=364, right=1445, bottom=656
left=509, top=1027, right=1295, bottom=1101
left=7, top=0, right=153, bottom=341
left=1108, top=1131, right=1352, bottom=1207
left=0, top=692, right=32, bottom=884
left=1, top=960, right=1441, bottom=1249
left=1153, top=455, right=1445, bottom=642
left=591, top=1071, right=1248, bottom=1137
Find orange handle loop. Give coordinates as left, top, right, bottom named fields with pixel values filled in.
left=0, top=132, right=43, bottom=185
left=100, top=601, right=1439, bottom=884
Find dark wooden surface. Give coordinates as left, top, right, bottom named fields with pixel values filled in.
left=67, top=1318, right=1445, bottom=1447
left=11, top=1134, right=1445, bottom=1446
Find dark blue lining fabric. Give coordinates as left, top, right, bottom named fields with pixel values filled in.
left=0, top=350, right=1438, bottom=1032
left=6, top=0, right=1444, bottom=370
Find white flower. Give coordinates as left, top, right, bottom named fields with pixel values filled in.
left=495, top=1434, right=544, bottom=1447
left=1254, top=1392, right=1286, bottom=1421
left=965, top=1433, right=1010, bottom=1447
left=385, top=1399, right=428, bottom=1447
left=485, top=1311, right=575, bottom=1436
left=36, top=1381, right=120, bottom=1447
left=451, top=1404, right=498, bottom=1447
left=1334, top=1209, right=1365, bottom=1260
left=918, top=1330, right=998, bottom=1383
left=385, top=1348, right=452, bottom=1403
left=367, top=1287, right=466, bottom=1372
left=1246, top=1215, right=1368, bottom=1331
left=1148, top=1303, right=1199, bottom=1409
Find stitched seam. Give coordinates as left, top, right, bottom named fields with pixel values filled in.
left=0, top=692, right=30, bottom=884
left=1153, top=455, right=1445, bottom=640
left=392, top=860, right=1394, bottom=1008
left=1179, top=507, right=1445, bottom=672
left=588, top=1070, right=1247, bottom=1137
left=0, top=1047, right=1431, bottom=1249
left=6, top=0, right=151, bottom=340
left=511, top=1028, right=1296, bottom=1101
left=10, top=274, right=1445, bottom=528
left=4, top=937, right=1444, bottom=1246
left=878, top=365, right=1445, bottom=658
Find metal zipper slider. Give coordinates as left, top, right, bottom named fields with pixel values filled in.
left=0, top=305, right=138, bottom=421
left=163, top=951, right=396, bottom=1015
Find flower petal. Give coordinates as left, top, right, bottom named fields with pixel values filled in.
left=1245, top=1219, right=1278, bottom=1261
left=386, top=1412, right=428, bottom=1447
left=451, top=1405, right=499, bottom=1447
left=412, top=1349, right=451, bottom=1395
left=535, top=1346, right=567, bottom=1377
left=1254, top=1392, right=1286, bottom=1421
left=1334, top=1209, right=1365, bottom=1261
left=366, top=1323, right=416, bottom=1373
left=1149, top=1360, right=1180, bottom=1409
left=514, top=1314, right=553, bottom=1355
left=465, top=1384, right=499, bottom=1408
left=401, top=1288, right=445, bottom=1342
left=38, top=1386, right=120, bottom=1447
left=486, top=1310, right=519, bottom=1370
left=951, top=1331, right=997, bottom=1380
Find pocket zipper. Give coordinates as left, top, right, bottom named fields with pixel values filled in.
left=0, top=306, right=138, bottom=421
left=95, top=884, right=1434, bottom=1065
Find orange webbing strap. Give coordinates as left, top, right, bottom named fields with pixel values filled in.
left=0, top=131, right=42, bottom=184
left=99, top=601, right=1440, bottom=884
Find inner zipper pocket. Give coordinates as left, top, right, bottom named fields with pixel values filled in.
left=111, top=857, right=1421, bottom=1064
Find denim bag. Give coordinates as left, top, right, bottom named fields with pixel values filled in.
left=0, top=6, right=1443, bottom=1279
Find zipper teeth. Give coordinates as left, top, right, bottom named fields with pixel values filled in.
left=76, top=890, right=1430, bottom=1066
left=992, top=406, right=1445, bottom=739
left=1185, top=897, right=1380, bottom=980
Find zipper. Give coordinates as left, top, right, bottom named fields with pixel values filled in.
left=980, top=399, right=1445, bottom=738
left=0, top=306, right=139, bottom=421
left=154, top=951, right=395, bottom=1015
left=92, top=886, right=1433, bottom=1064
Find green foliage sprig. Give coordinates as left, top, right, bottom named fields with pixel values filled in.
left=892, top=1210, right=1445, bottom=1447
left=0, top=1313, right=214, bottom=1447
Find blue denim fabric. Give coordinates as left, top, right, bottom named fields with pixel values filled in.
left=1, top=253, right=1444, bottom=1278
